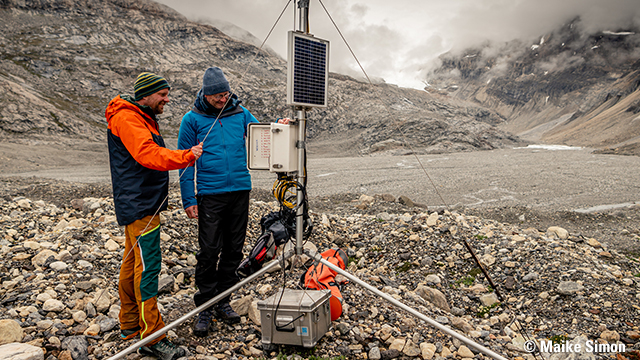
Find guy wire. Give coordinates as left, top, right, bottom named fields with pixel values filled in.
left=316, top=1, right=543, bottom=358
left=317, top=0, right=449, bottom=210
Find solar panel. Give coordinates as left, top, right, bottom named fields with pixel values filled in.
left=287, top=31, right=329, bottom=108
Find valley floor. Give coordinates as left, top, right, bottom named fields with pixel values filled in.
left=2, top=141, right=640, bottom=255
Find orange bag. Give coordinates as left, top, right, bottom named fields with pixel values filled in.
left=301, top=248, right=349, bottom=321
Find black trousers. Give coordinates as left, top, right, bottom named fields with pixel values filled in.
left=194, top=190, right=250, bottom=308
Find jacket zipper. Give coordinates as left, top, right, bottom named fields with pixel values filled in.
left=219, top=119, right=231, bottom=189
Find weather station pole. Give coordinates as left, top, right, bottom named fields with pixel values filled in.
left=294, top=0, right=310, bottom=256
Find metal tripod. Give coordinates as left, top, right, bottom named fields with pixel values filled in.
left=107, top=1, right=509, bottom=359
left=107, top=246, right=508, bottom=360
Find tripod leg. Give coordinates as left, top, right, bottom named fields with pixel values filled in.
left=107, top=251, right=295, bottom=360
left=305, top=249, right=509, bottom=360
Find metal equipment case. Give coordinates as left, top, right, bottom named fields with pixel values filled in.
left=258, top=289, right=331, bottom=348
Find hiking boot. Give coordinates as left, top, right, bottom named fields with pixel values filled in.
left=138, top=338, right=186, bottom=360
left=214, top=302, right=240, bottom=324
left=120, top=326, right=141, bottom=340
left=193, top=309, right=213, bottom=337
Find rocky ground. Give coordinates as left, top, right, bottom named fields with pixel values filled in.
left=1, top=178, right=640, bottom=360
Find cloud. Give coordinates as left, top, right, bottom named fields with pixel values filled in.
left=155, top=0, right=640, bottom=89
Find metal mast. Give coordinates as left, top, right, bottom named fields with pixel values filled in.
left=295, top=0, right=310, bottom=256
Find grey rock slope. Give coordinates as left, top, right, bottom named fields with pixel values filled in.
left=0, top=0, right=521, bottom=158
left=427, top=17, right=640, bottom=155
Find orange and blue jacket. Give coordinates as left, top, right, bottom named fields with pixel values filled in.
left=106, top=95, right=195, bottom=226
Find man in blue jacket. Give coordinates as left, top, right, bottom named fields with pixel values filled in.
left=178, top=67, right=258, bottom=337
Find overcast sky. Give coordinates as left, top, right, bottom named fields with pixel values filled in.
left=155, top=0, right=640, bottom=89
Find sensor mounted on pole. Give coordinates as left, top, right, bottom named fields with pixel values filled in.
left=286, top=31, right=329, bottom=108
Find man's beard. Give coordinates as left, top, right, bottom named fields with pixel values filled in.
left=153, top=102, right=165, bottom=115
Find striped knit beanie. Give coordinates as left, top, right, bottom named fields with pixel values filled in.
left=134, top=72, right=170, bottom=101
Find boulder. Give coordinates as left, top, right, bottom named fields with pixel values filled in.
left=61, top=336, right=89, bottom=360
left=0, top=343, right=44, bottom=360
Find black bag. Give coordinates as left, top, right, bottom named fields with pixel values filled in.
left=236, top=211, right=291, bottom=278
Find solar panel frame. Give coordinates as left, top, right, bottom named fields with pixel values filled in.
left=286, top=31, right=330, bottom=108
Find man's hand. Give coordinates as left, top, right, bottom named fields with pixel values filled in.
left=191, top=142, right=203, bottom=159
left=185, top=205, right=198, bottom=219
left=277, top=118, right=291, bottom=124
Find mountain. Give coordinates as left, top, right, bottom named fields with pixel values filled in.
left=426, top=17, right=640, bottom=155
left=0, top=0, right=521, bottom=159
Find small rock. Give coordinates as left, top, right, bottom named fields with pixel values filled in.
left=98, top=317, right=118, bottom=332
left=258, top=284, right=272, bottom=295
left=50, top=261, right=68, bottom=271
left=83, top=323, right=101, bottom=336
left=626, top=331, right=640, bottom=340
left=32, top=250, right=57, bottom=267
left=229, top=295, right=253, bottom=316
left=77, top=260, right=93, bottom=271
left=504, top=276, right=516, bottom=289
left=522, top=272, right=539, bottom=282
left=402, top=339, right=421, bottom=357
left=556, top=281, right=584, bottom=295
left=0, top=319, right=23, bottom=345
left=416, top=285, right=450, bottom=312
left=158, top=274, right=175, bottom=294
left=389, top=338, right=405, bottom=351
left=420, top=343, right=436, bottom=360
left=369, top=346, right=381, bottom=360
left=380, top=349, right=400, bottom=360
left=397, top=195, right=414, bottom=207
left=546, top=226, right=568, bottom=239
left=359, top=194, right=375, bottom=206
left=480, top=293, right=499, bottom=307
left=451, top=317, right=474, bottom=333
left=36, top=320, right=53, bottom=330
left=600, top=330, right=620, bottom=342
left=108, top=304, right=120, bottom=319
left=457, top=345, right=475, bottom=358
left=92, top=289, right=111, bottom=313
left=587, top=238, right=602, bottom=248
left=104, top=239, right=119, bottom=251
left=425, top=274, right=441, bottom=284
left=42, top=299, right=65, bottom=312
left=426, top=212, right=439, bottom=226
left=72, top=311, right=87, bottom=323
left=480, top=254, right=495, bottom=266
left=36, top=293, right=52, bottom=303
left=85, top=302, right=97, bottom=318
left=52, top=219, right=69, bottom=232
left=248, top=300, right=261, bottom=326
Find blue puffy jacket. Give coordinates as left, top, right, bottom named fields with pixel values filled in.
left=178, top=95, right=258, bottom=209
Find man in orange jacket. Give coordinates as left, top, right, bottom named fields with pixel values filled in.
left=106, top=72, right=203, bottom=360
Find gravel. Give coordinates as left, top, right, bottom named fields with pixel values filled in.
left=1, top=177, right=640, bottom=360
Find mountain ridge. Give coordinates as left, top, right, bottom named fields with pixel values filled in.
left=426, top=17, right=640, bottom=155
left=0, top=0, right=521, bottom=160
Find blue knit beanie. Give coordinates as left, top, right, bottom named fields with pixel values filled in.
left=202, top=67, right=230, bottom=95
left=134, top=72, right=170, bottom=101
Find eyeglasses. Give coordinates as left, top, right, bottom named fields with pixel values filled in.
left=211, top=92, right=230, bottom=101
